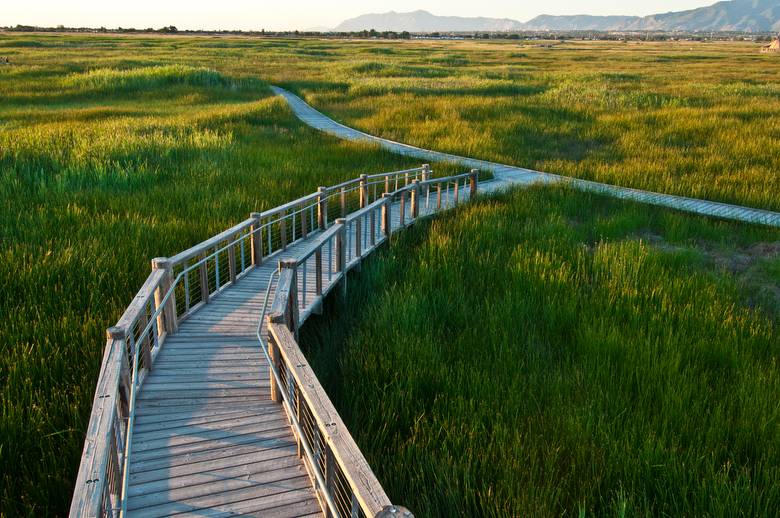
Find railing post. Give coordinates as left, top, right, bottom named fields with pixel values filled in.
left=410, top=180, right=420, bottom=219
left=453, top=179, right=460, bottom=205
left=151, top=257, right=177, bottom=335
left=384, top=174, right=390, bottom=194
left=437, top=183, right=442, bottom=210
left=422, top=163, right=431, bottom=182
left=317, top=187, right=328, bottom=230
left=250, top=212, right=263, bottom=266
left=399, top=190, right=406, bottom=227
left=199, top=253, right=209, bottom=305
left=422, top=164, right=431, bottom=210
left=227, top=237, right=237, bottom=285
left=109, top=326, right=131, bottom=416
left=267, top=332, right=283, bottom=404
left=381, top=194, right=392, bottom=238
left=280, top=210, right=288, bottom=250
left=470, top=169, right=478, bottom=199
left=340, top=187, right=347, bottom=218
left=335, top=218, right=347, bottom=297
left=359, top=173, right=368, bottom=208
left=280, top=259, right=299, bottom=333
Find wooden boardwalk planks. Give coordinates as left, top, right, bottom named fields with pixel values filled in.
left=126, top=185, right=463, bottom=517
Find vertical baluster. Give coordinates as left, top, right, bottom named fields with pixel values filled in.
left=215, top=251, right=220, bottom=291
left=240, top=239, right=246, bottom=273
left=315, top=247, right=323, bottom=296
left=184, top=269, right=190, bottom=313
left=454, top=178, right=460, bottom=205
left=437, top=183, right=442, bottom=210
left=340, top=187, right=346, bottom=218
left=301, top=204, right=308, bottom=240
left=355, top=216, right=362, bottom=259
left=370, top=205, right=376, bottom=247
left=292, top=211, right=297, bottom=243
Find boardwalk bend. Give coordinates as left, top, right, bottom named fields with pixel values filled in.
left=71, top=165, right=479, bottom=517
left=271, top=86, right=780, bottom=228
left=72, top=91, right=780, bottom=518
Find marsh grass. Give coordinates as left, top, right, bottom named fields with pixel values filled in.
left=1, top=33, right=778, bottom=515
left=301, top=186, right=780, bottom=517
left=0, top=59, right=425, bottom=515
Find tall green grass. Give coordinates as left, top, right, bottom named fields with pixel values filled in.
left=302, top=186, right=780, bottom=516
left=2, top=33, right=778, bottom=515
left=0, top=62, right=423, bottom=516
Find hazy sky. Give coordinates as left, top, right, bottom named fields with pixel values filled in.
left=4, top=1, right=719, bottom=31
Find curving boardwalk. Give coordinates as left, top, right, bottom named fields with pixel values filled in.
left=72, top=165, right=468, bottom=518
left=271, top=86, right=780, bottom=228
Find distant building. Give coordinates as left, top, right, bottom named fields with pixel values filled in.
left=762, top=34, right=780, bottom=53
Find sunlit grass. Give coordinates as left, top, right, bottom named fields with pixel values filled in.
left=302, top=186, right=780, bottom=516
left=1, top=33, right=778, bottom=516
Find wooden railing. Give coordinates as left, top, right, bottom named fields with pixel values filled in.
left=262, top=170, right=479, bottom=518
left=69, top=164, right=478, bottom=517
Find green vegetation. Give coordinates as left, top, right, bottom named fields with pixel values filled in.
left=1, top=33, right=778, bottom=516
left=303, top=186, right=780, bottom=516
left=0, top=61, right=421, bottom=515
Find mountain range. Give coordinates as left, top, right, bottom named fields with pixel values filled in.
left=333, top=0, right=780, bottom=33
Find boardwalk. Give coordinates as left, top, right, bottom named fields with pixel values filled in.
left=72, top=166, right=465, bottom=518
left=126, top=184, right=462, bottom=516
left=271, top=86, right=780, bottom=228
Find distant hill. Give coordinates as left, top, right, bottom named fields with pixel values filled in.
left=334, top=1, right=780, bottom=33
left=334, top=10, right=523, bottom=32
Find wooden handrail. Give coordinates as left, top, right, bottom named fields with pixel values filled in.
left=69, top=331, right=125, bottom=518
left=268, top=322, right=393, bottom=515
left=168, top=217, right=255, bottom=267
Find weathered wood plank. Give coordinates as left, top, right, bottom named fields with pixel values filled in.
left=129, top=433, right=296, bottom=474
left=127, top=475, right=314, bottom=517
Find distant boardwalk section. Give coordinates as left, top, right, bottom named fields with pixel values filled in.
left=271, top=86, right=780, bottom=228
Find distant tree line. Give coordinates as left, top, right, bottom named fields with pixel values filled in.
left=1, top=24, right=773, bottom=42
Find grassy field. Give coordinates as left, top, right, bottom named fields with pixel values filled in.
left=302, top=186, right=780, bottom=516
left=1, top=32, right=778, bottom=516
left=0, top=59, right=425, bottom=514
left=3, top=34, right=779, bottom=210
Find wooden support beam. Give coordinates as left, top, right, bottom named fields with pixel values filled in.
left=280, top=210, right=288, bottom=250
left=381, top=195, right=392, bottom=238
left=198, top=255, right=209, bottom=305
left=317, top=187, right=328, bottom=230
left=227, top=238, right=237, bottom=285
left=359, top=174, right=368, bottom=208
left=335, top=219, right=347, bottom=297
left=151, top=257, right=177, bottom=335
left=411, top=180, right=420, bottom=219
left=399, top=190, right=406, bottom=227
left=250, top=212, right=263, bottom=266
